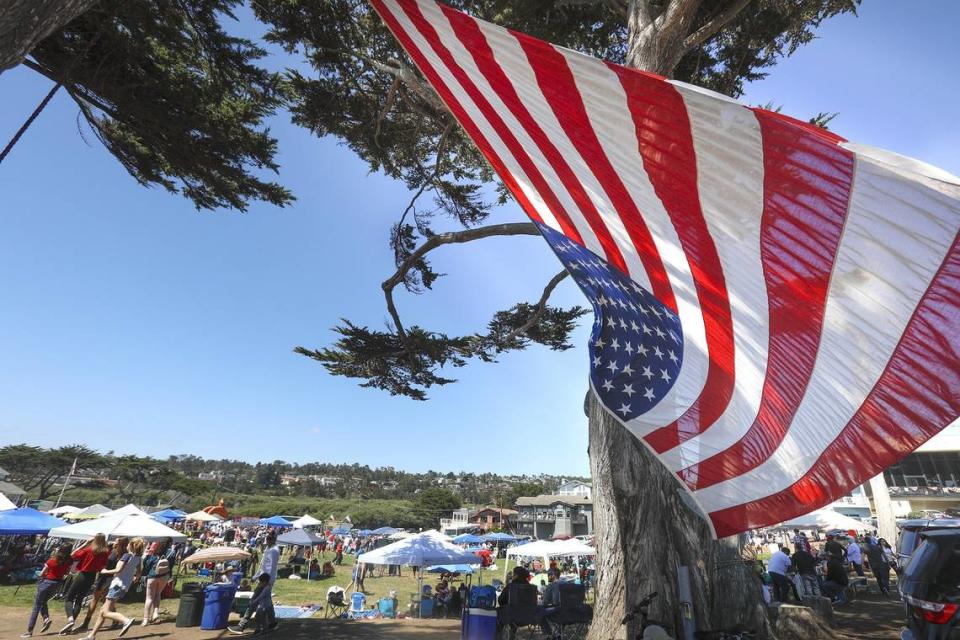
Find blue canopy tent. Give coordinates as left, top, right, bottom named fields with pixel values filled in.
left=482, top=532, right=517, bottom=542
left=277, top=528, right=325, bottom=546
left=330, top=524, right=351, bottom=535
left=358, top=529, right=373, bottom=537
left=0, top=508, right=66, bottom=535
left=426, top=564, right=474, bottom=574
left=151, top=509, right=186, bottom=524
left=453, top=533, right=484, bottom=544
left=371, top=526, right=399, bottom=535
left=259, top=515, right=292, bottom=527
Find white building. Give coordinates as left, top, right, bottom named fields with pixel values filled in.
left=557, top=480, right=592, bottom=500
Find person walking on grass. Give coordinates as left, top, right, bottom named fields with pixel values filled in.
left=141, top=537, right=174, bottom=626
left=21, top=543, right=73, bottom=638
left=228, top=574, right=272, bottom=636
left=60, top=533, right=110, bottom=635
left=75, top=538, right=128, bottom=634
left=78, top=537, right=145, bottom=640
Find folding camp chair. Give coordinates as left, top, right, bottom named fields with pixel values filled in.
left=547, top=583, right=593, bottom=640
left=500, top=583, right=541, bottom=640
left=348, top=591, right=368, bottom=619
left=377, top=597, right=397, bottom=618
left=324, top=587, right=348, bottom=618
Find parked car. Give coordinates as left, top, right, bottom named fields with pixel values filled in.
left=898, top=519, right=960, bottom=570
left=899, top=530, right=960, bottom=639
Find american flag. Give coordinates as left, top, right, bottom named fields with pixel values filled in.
left=370, top=0, right=960, bottom=536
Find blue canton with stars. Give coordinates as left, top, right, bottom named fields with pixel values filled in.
left=536, top=222, right=683, bottom=420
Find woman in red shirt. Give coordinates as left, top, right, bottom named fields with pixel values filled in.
left=60, top=534, right=109, bottom=634
left=22, top=544, right=72, bottom=637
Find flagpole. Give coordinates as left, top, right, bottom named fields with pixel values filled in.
left=54, top=457, right=77, bottom=509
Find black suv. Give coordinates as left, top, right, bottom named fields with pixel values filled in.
left=899, top=519, right=960, bottom=570
left=900, top=530, right=960, bottom=639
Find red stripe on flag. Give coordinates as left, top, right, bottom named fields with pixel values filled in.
left=506, top=33, right=676, bottom=310
left=368, top=0, right=548, bottom=229
left=681, top=110, right=856, bottom=490
left=607, top=65, right=735, bottom=452
left=436, top=6, right=637, bottom=281
left=709, top=234, right=960, bottom=537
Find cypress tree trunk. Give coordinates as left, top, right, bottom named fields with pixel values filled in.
left=0, top=0, right=99, bottom=73
left=586, top=394, right=770, bottom=639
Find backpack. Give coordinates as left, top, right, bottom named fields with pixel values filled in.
left=468, top=585, right=497, bottom=609
left=155, top=557, right=170, bottom=576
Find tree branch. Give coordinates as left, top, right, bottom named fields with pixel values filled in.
left=22, top=58, right=121, bottom=119
left=500, top=270, right=570, bottom=345
left=678, top=0, right=754, bottom=58
left=396, top=121, right=454, bottom=229
left=382, top=222, right=541, bottom=339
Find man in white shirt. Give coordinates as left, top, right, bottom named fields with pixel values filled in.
left=846, top=538, right=864, bottom=576
left=767, top=546, right=796, bottom=603
left=230, top=532, right=279, bottom=635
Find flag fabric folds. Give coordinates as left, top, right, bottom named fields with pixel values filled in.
left=370, top=0, right=960, bottom=536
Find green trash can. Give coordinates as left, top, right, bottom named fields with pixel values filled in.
left=175, top=582, right=205, bottom=627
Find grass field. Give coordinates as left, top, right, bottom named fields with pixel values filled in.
left=0, top=550, right=522, bottom=619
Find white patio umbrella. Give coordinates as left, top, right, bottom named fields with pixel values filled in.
left=47, top=505, right=80, bottom=516
left=291, top=514, right=323, bottom=528
left=185, top=510, right=222, bottom=523
left=180, top=546, right=251, bottom=565
left=49, top=513, right=187, bottom=542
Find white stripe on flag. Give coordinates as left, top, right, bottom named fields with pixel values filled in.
left=694, top=152, right=960, bottom=513
left=658, top=84, right=769, bottom=470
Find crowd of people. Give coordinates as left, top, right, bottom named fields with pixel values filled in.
left=761, top=529, right=897, bottom=606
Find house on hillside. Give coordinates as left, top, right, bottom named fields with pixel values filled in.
left=557, top=480, right=592, bottom=499
left=469, top=506, right=518, bottom=532
left=515, top=495, right=593, bottom=539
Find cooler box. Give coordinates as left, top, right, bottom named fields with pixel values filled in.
left=200, top=584, right=237, bottom=630
left=461, top=607, right=497, bottom=640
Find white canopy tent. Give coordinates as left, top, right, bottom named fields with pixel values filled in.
left=505, top=539, right=596, bottom=582
left=358, top=530, right=478, bottom=567
left=185, top=510, right=222, bottom=523
left=47, top=505, right=80, bottom=516
left=102, top=504, right=151, bottom=518
left=0, top=494, right=17, bottom=512
left=388, top=531, right=415, bottom=541
left=775, top=509, right=871, bottom=532
left=291, top=514, right=322, bottom=528
left=49, top=513, right=187, bottom=542
left=65, top=504, right=111, bottom=520
left=550, top=539, right=597, bottom=556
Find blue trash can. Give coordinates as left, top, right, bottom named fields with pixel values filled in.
left=461, top=608, right=497, bottom=640
left=200, top=584, right=237, bottom=630
left=231, top=571, right=243, bottom=588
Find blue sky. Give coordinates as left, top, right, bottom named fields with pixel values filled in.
left=1, top=2, right=957, bottom=477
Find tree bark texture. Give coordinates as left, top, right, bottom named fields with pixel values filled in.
left=0, top=0, right=100, bottom=74
left=587, top=394, right=770, bottom=639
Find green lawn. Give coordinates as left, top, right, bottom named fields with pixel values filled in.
left=0, top=550, right=521, bottom=617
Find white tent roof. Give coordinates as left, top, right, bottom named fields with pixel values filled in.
left=776, top=509, right=871, bottom=532
left=0, top=493, right=17, bottom=511
left=102, top=504, right=150, bottom=518
left=388, top=531, right=415, bottom=540
left=291, top=514, right=323, bottom=528
left=48, top=505, right=80, bottom=516
left=49, top=513, right=187, bottom=542
left=550, top=539, right=597, bottom=556
left=185, top=510, right=222, bottom=522
left=65, top=504, right=112, bottom=520
left=507, top=539, right=596, bottom=558
left=357, top=530, right=479, bottom=567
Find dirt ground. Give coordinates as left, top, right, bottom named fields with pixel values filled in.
left=0, top=595, right=906, bottom=639
left=0, top=606, right=462, bottom=639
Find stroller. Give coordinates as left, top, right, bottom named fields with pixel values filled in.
left=324, top=586, right=348, bottom=619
